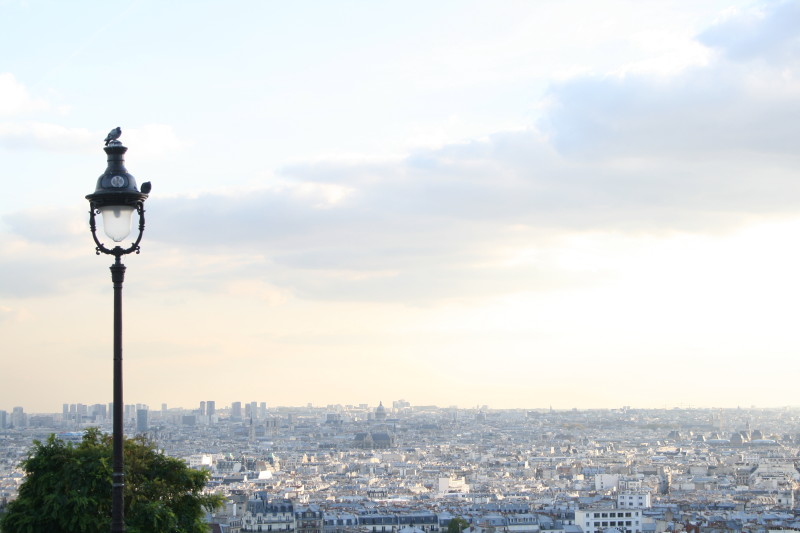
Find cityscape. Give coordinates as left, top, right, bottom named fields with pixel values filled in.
left=3, top=401, right=800, bottom=532
left=3, top=0, right=800, bottom=531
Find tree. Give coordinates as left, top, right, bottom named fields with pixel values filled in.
left=0, top=428, right=223, bottom=533
left=448, top=517, right=470, bottom=533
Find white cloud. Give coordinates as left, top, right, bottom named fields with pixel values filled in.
left=0, top=122, right=186, bottom=155
left=0, top=73, right=49, bottom=115
left=0, top=122, right=94, bottom=152
left=615, top=30, right=714, bottom=77
left=2, top=1, right=798, bottom=307
left=698, top=1, right=800, bottom=64
left=123, top=124, right=187, bottom=157
left=2, top=207, right=85, bottom=244
left=541, top=23, right=800, bottom=159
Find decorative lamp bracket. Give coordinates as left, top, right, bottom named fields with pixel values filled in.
left=89, top=201, right=146, bottom=258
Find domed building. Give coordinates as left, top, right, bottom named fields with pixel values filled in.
left=375, top=401, right=387, bottom=422
left=353, top=431, right=395, bottom=449
left=353, top=401, right=394, bottom=449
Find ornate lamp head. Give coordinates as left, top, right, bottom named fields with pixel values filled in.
left=87, top=128, right=150, bottom=255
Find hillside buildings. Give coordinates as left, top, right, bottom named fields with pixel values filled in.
left=4, top=403, right=800, bottom=533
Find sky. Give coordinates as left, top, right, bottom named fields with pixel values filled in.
left=2, top=0, right=800, bottom=413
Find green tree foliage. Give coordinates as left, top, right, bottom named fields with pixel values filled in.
left=0, top=428, right=223, bottom=533
left=448, top=517, right=470, bottom=533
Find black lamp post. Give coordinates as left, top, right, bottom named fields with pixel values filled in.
left=86, top=129, right=150, bottom=533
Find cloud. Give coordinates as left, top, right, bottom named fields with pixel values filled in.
left=2, top=207, right=86, bottom=245
left=0, top=73, right=49, bottom=116
left=123, top=124, right=187, bottom=157
left=0, top=209, right=102, bottom=299
left=0, top=122, right=185, bottom=154
left=3, top=1, right=799, bottom=305
left=698, top=1, right=800, bottom=64
left=0, top=256, right=85, bottom=298
left=8, top=87, right=798, bottom=303
left=131, top=1, right=800, bottom=303
left=0, top=122, right=96, bottom=152
left=540, top=66, right=800, bottom=160
left=541, top=1, right=800, bottom=160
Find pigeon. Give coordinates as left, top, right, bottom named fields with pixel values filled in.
left=140, top=182, right=152, bottom=194
left=104, top=127, right=122, bottom=145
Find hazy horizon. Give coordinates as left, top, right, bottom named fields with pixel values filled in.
left=11, top=399, right=800, bottom=416
left=2, top=1, right=800, bottom=413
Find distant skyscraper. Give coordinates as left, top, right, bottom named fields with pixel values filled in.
left=231, top=402, right=242, bottom=419
left=249, top=401, right=258, bottom=420
left=91, top=403, right=107, bottom=420
left=393, top=399, right=410, bottom=409
left=259, top=402, right=267, bottom=418
left=136, top=409, right=149, bottom=433
left=11, top=407, right=25, bottom=428
left=161, top=403, right=167, bottom=413
left=199, top=401, right=206, bottom=416
left=206, top=401, right=216, bottom=417
left=0, top=410, right=7, bottom=429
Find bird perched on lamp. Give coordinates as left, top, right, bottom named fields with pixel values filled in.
left=104, top=127, right=122, bottom=145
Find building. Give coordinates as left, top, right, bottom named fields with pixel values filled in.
left=242, top=494, right=294, bottom=533
left=617, top=491, right=651, bottom=509
left=10, top=407, right=26, bottom=428
left=353, top=431, right=395, bottom=449
left=91, top=403, right=107, bottom=421
left=575, top=508, right=642, bottom=533
left=594, top=474, right=619, bottom=491
left=323, top=513, right=358, bottom=533
left=136, top=408, right=149, bottom=433
left=375, top=402, right=387, bottom=422
left=295, top=505, right=324, bottom=533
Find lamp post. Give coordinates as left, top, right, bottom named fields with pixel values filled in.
left=86, top=129, right=150, bottom=533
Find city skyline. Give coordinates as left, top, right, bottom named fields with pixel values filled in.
left=2, top=1, right=800, bottom=412
left=3, top=399, right=797, bottom=418
left=5, top=399, right=800, bottom=532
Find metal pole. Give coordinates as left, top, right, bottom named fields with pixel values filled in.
left=110, top=254, right=126, bottom=533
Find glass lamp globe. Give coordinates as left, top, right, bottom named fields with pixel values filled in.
left=99, top=205, right=136, bottom=242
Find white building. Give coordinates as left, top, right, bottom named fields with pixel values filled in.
left=617, top=491, right=651, bottom=509
left=575, top=508, right=642, bottom=533
left=438, top=476, right=470, bottom=496
left=594, top=474, right=619, bottom=491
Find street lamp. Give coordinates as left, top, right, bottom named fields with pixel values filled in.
left=86, top=128, right=150, bottom=533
